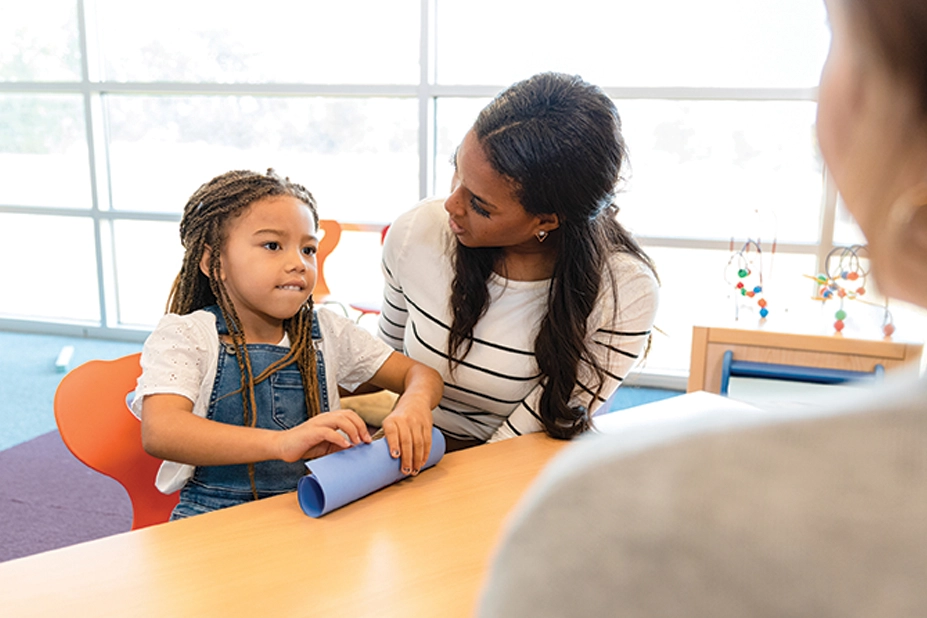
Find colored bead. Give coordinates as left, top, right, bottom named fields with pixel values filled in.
left=883, top=323, right=896, bottom=337
left=837, top=288, right=846, bottom=298
left=834, top=320, right=845, bottom=332
left=822, top=290, right=832, bottom=299
left=759, top=307, right=769, bottom=318
left=856, top=287, right=866, bottom=295
left=738, top=269, right=748, bottom=278
left=758, top=299, right=767, bottom=308
left=841, top=271, right=849, bottom=279
left=816, top=274, right=828, bottom=284
left=753, top=286, right=762, bottom=294
left=746, top=290, right=755, bottom=298
left=847, top=271, right=859, bottom=281
left=835, top=309, right=847, bottom=320
left=736, top=282, right=744, bottom=289
left=741, top=288, right=747, bottom=296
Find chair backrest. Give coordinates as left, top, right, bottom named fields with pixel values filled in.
left=315, top=219, right=342, bottom=302
left=54, top=353, right=179, bottom=529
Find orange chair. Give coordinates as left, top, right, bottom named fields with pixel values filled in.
left=315, top=219, right=349, bottom=315
left=54, top=353, right=179, bottom=529
left=315, top=219, right=342, bottom=302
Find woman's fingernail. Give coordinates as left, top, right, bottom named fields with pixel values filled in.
left=402, top=467, right=411, bottom=475
left=391, top=449, right=400, bottom=458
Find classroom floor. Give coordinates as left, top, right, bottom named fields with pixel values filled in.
left=0, top=331, right=143, bottom=451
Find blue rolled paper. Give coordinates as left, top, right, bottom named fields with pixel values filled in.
left=297, top=427, right=446, bottom=517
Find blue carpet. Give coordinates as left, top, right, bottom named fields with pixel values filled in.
left=605, top=385, right=681, bottom=411
left=0, top=331, right=142, bottom=451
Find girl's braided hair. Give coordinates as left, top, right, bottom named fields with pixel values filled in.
left=167, top=168, right=322, bottom=499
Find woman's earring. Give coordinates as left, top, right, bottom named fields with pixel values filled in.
left=536, top=230, right=548, bottom=243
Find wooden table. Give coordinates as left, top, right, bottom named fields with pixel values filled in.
left=0, top=433, right=567, bottom=617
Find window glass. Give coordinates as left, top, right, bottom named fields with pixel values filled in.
left=111, top=220, right=182, bottom=327
left=94, top=0, right=420, bottom=84
left=0, top=0, right=81, bottom=81
left=434, top=97, right=493, bottom=196
left=0, top=213, right=99, bottom=321
left=105, top=95, right=419, bottom=223
left=0, top=94, right=91, bottom=208
left=833, top=195, right=866, bottom=246
left=642, top=247, right=817, bottom=373
left=618, top=100, right=822, bottom=242
left=436, top=0, right=829, bottom=88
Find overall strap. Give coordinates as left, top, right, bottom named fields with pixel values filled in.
left=204, top=304, right=329, bottom=412
left=312, top=310, right=330, bottom=412
left=203, top=305, right=229, bottom=335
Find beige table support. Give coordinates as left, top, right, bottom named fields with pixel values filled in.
left=0, top=433, right=567, bottom=618
left=688, top=325, right=923, bottom=394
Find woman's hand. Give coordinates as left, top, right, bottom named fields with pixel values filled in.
left=276, top=409, right=371, bottom=462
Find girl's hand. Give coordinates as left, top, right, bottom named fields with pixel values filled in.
left=276, top=409, right=371, bottom=462
left=365, top=353, right=442, bottom=476
left=382, top=400, right=433, bottom=476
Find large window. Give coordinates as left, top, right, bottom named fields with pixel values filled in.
left=3, top=0, right=923, bottom=384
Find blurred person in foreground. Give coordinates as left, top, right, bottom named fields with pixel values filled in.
left=478, top=1, right=927, bottom=615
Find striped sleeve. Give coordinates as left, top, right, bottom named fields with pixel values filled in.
left=377, top=225, right=409, bottom=352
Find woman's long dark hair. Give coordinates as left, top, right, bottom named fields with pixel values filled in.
left=448, top=73, right=656, bottom=440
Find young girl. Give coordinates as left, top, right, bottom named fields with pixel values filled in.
left=131, top=169, right=442, bottom=519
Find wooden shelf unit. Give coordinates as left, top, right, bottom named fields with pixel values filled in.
left=688, top=326, right=924, bottom=394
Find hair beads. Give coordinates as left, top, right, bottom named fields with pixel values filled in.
left=726, top=239, right=769, bottom=321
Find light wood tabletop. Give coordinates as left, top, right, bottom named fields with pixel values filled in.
left=0, top=432, right=568, bottom=617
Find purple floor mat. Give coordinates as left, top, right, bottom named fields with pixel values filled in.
left=0, top=430, right=132, bottom=562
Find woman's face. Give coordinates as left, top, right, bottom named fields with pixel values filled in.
left=444, top=130, right=555, bottom=250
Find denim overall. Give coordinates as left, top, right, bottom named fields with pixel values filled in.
left=171, top=306, right=329, bottom=520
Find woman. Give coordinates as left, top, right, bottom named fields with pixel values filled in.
left=379, top=72, right=659, bottom=451
left=478, top=1, right=927, bottom=616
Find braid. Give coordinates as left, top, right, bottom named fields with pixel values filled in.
left=168, top=169, right=323, bottom=500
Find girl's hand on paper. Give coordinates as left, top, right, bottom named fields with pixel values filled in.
left=277, top=409, right=371, bottom=462
left=382, top=401, right=433, bottom=475
left=365, top=353, right=442, bottom=476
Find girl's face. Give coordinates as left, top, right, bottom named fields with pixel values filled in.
left=209, top=195, right=318, bottom=342
left=445, top=130, right=557, bottom=251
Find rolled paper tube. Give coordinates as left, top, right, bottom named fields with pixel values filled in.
left=297, top=427, right=446, bottom=517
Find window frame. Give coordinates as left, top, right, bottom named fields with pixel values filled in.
left=0, top=0, right=843, bottom=390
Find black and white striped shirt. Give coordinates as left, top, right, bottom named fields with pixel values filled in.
left=378, top=198, right=659, bottom=442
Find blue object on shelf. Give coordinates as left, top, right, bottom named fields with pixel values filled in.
left=719, top=350, right=884, bottom=396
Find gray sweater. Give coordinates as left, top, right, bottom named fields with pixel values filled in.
left=478, top=376, right=927, bottom=617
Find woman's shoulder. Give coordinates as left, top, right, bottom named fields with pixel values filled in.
left=604, top=250, right=659, bottom=290
left=384, top=197, right=454, bottom=276
left=390, top=196, right=449, bottom=240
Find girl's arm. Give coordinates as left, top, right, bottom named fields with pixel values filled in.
left=141, top=394, right=371, bottom=465
left=367, top=352, right=443, bottom=475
